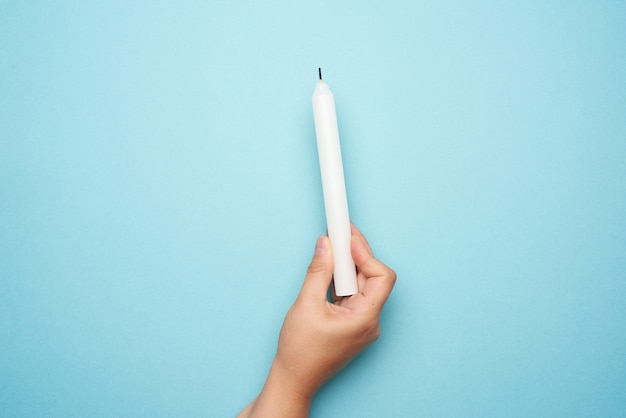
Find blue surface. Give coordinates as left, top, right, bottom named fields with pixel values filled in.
left=2, top=1, right=625, bottom=417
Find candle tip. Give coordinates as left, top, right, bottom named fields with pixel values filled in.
left=318, top=67, right=322, bottom=80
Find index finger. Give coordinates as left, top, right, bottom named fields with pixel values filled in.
left=350, top=222, right=373, bottom=255
left=351, top=235, right=397, bottom=309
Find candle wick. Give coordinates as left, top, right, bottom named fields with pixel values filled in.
left=318, top=67, right=322, bottom=80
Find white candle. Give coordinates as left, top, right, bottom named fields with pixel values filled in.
left=312, top=69, right=358, bottom=296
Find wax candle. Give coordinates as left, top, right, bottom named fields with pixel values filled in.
left=312, top=69, right=358, bottom=296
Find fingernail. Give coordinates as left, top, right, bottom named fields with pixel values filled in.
left=315, top=236, right=327, bottom=255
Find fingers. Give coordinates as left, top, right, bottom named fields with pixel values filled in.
left=300, top=225, right=394, bottom=309
left=350, top=222, right=373, bottom=255
left=299, top=236, right=334, bottom=303
left=351, top=234, right=396, bottom=309
left=331, top=223, right=369, bottom=303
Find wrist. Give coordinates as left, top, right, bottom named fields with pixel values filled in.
left=248, top=360, right=313, bottom=418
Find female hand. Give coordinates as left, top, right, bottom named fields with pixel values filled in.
left=239, top=224, right=396, bottom=417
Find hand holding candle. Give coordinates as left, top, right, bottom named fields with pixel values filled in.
left=312, top=69, right=358, bottom=296
left=237, top=76, right=397, bottom=415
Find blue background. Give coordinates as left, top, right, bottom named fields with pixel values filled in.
left=1, top=1, right=625, bottom=416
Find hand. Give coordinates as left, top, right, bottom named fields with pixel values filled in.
left=239, top=224, right=396, bottom=417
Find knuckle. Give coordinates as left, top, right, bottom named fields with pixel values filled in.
left=363, top=318, right=380, bottom=337
left=307, top=260, right=327, bottom=275
left=370, top=323, right=381, bottom=342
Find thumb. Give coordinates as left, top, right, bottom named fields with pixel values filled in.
left=299, top=236, right=334, bottom=302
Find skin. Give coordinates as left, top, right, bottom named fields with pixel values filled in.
left=238, top=224, right=397, bottom=418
